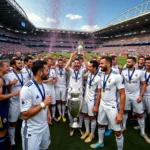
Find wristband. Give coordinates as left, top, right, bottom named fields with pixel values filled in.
left=40, top=102, right=46, bottom=109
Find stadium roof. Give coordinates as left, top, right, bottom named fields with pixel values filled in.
left=0, top=0, right=35, bottom=30
left=0, top=0, right=150, bottom=37
left=93, top=1, right=150, bottom=37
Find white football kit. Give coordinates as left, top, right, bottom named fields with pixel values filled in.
left=4, top=71, right=26, bottom=122
left=46, top=68, right=56, bottom=105
left=55, top=67, right=67, bottom=101
left=67, top=68, right=85, bottom=101
left=143, top=71, right=150, bottom=114
left=82, top=72, right=101, bottom=116
left=98, top=70, right=124, bottom=131
left=121, top=68, right=145, bottom=114
left=20, top=80, right=50, bottom=150
left=22, top=66, right=33, bottom=83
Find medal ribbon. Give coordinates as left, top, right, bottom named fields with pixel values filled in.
left=13, top=70, right=24, bottom=86
left=32, top=79, right=45, bottom=101
left=103, top=69, right=112, bottom=91
left=128, top=68, right=135, bottom=83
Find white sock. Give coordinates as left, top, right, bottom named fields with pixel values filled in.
left=79, top=114, right=84, bottom=128
left=138, top=117, right=145, bottom=135
left=8, top=126, right=15, bottom=146
left=62, top=104, right=66, bottom=116
left=84, top=118, right=90, bottom=133
left=57, top=103, right=62, bottom=116
left=52, top=106, right=56, bottom=118
left=116, top=134, right=124, bottom=150
left=91, top=119, right=96, bottom=136
left=123, top=114, right=128, bottom=129
left=98, top=127, right=105, bottom=144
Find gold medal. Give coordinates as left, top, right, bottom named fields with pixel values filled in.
left=75, top=80, right=77, bottom=82
left=89, top=86, right=91, bottom=89
left=60, top=75, right=62, bottom=77
left=103, top=89, right=105, bottom=92
left=129, top=81, right=131, bottom=84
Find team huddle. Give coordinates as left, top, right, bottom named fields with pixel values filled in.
left=0, top=51, right=150, bottom=150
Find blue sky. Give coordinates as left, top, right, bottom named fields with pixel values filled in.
left=16, top=0, right=148, bottom=31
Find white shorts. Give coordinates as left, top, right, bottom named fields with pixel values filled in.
left=8, top=102, right=20, bottom=122
left=97, top=104, right=121, bottom=131
left=47, top=87, right=56, bottom=105
left=125, top=95, right=144, bottom=114
left=81, top=100, right=95, bottom=116
left=55, top=86, right=66, bottom=101
left=22, top=126, right=50, bottom=150
left=143, top=96, right=150, bottom=114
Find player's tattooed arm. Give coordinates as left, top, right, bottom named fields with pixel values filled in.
left=93, top=88, right=101, bottom=113
left=116, top=88, right=125, bottom=124
left=22, top=96, right=52, bottom=120
left=81, top=51, right=88, bottom=74
left=65, top=51, right=77, bottom=72
left=0, top=79, right=19, bottom=101
left=137, top=81, right=146, bottom=103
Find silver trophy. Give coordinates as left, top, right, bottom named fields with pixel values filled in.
left=77, top=41, right=84, bottom=55
left=68, top=87, right=83, bottom=129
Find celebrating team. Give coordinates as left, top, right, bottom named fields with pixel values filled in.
left=0, top=51, right=150, bottom=150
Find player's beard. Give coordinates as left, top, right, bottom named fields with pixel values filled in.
left=16, top=66, right=22, bottom=71
left=126, top=64, right=133, bottom=68
left=41, top=74, right=48, bottom=80
left=101, top=66, right=107, bottom=72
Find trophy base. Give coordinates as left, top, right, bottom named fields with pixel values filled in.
left=70, top=121, right=80, bottom=129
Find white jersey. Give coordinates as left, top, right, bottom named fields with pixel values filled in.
left=46, top=68, right=56, bottom=89
left=22, top=66, right=33, bottom=83
left=4, top=70, right=26, bottom=104
left=20, top=80, right=49, bottom=134
left=85, top=72, right=101, bottom=102
left=68, top=68, right=85, bottom=91
left=55, top=67, right=66, bottom=87
left=112, top=65, right=120, bottom=74
left=144, top=71, right=150, bottom=97
left=100, top=70, right=124, bottom=109
left=121, top=68, right=145, bottom=97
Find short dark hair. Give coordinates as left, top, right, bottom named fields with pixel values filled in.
left=90, top=60, right=99, bottom=70
left=24, top=56, right=33, bottom=63
left=139, top=56, right=145, bottom=60
left=101, top=56, right=112, bottom=66
left=0, top=61, right=8, bottom=67
left=127, top=56, right=136, bottom=63
left=10, top=57, right=21, bottom=67
left=74, top=58, right=80, bottom=62
left=31, top=60, right=47, bottom=76
left=145, top=57, right=150, bottom=61
left=111, top=56, right=117, bottom=60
